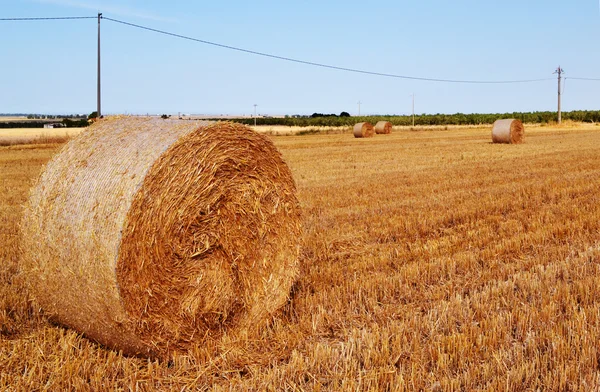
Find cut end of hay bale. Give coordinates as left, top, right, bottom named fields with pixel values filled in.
left=374, top=121, right=392, bottom=135
left=353, top=122, right=374, bottom=138
left=20, top=117, right=302, bottom=359
left=492, top=119, right=524, bottom=144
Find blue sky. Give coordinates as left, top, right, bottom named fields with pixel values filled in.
left=1, top=0, right=599, bottom=116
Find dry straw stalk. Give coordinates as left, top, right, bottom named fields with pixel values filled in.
left=20, top=116, right=301, bottom=359
left=353, top=122, right=375, bottom=138
left=374, top=121, right=392, bottom=135
left=491, top=118, right=524, bottom=144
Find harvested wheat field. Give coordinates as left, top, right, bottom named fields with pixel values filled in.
left=0, top=127, right=83, bottom=145
left=2, top=124, right=600, bottom=390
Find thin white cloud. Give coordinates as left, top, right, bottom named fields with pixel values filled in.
left=32, top=0, right=175, bottom=22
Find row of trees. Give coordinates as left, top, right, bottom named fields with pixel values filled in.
left=310, top=112, right=351, bottom=118
left=227, top=110, right=600, bottom=127
left=0, top=118, right=89, bottom=128
left=25, top=114, right=87, bottom=120
left=3, top=110, right=600, bottom=129
left=0, top=112, right=99, bottom=128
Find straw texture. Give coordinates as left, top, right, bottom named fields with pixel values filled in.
left=353, top=122, right=374, bottom=138
left=492, top=119, right=524, bottom=144
left=374, top=121, right=392, bottom=135
left=20, top=117, right=301, bottom=358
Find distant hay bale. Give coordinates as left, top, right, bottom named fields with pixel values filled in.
left=353, top=122, right=374, bottom=138
left=20, top=117, right=301, bottom=359
left=374, top=121, right=392, bottom=134
left=492, top=119, right=524, bottom=144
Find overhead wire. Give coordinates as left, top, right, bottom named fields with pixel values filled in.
left=0, top=16, right=96, bottom=20
left=101, top=16, right=553, bottom=85
left=567, top=77, right=600, bottom=81
left=3, top=14, right=600, bottom=84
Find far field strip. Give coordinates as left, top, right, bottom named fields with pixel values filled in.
left=0, top=128, right=84, bottom=142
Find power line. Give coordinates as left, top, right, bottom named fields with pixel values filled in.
left=0, top=16, right=96, bottom=20
left=567, top=77, right=600, bottom=81
left=4, top=14, right=600, bottom=85
left=102, top=16, right=553, bottom=85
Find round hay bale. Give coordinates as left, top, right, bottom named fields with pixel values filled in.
left=20, top=116, right=301, bottom=359
left=353, top=122, right=374, bottom=138
left=374, top=121, right=392, bottom=134
left=491, top=119, right=524, bottom=144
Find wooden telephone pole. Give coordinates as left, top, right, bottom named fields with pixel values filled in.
left=554, top=66, right=564, bottom=124
left=97, top=13, right=102, bottom=118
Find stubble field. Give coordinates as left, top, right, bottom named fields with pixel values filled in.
left=0, top=128, right=83, bottom=146
left=2, top=124, right=600, bottom=390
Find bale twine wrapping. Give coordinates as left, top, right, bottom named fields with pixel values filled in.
left=20, top=117, right=301, bottom=358
left=353, top=122, right=374, bottom=138
left=491, top=119, right=524, bottom=144
left=374, top=121, right=392, bottom=135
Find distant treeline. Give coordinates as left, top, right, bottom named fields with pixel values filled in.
left=24, top=114, right=87, bottom=120
left=226, top=110, right=600, bottom=127
left=0, top=114, right=87, bottom=119
left=0, top=118, right=89, bottom=128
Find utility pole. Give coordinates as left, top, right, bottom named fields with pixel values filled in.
left=253, top=104, right=257, bottom=126
left=97, top=12, right=102, bottom=118
left=554, top=66, right=564, bottom=124
left=410, top=93, right=415, bottom=127
left=357, top=101, right=361, bottom=116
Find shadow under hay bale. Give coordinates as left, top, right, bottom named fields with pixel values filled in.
left=492, top=119, right=524, bottom=144
left=374, top=121, right=392, bottom=134
left=20, top=116, right=302, bottom=359
left=353, top=122, right=374, bottom=138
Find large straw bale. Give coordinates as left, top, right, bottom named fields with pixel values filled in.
left=374, top=121, right=392, bottom=134
left=353, top=122, right=374, bottom=138
left=20, top=116, right=301, bottom=359
left=492, top=119, right=524, bottom=144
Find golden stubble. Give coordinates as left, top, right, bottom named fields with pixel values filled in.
left=2, top=124, right=600, bottom=390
